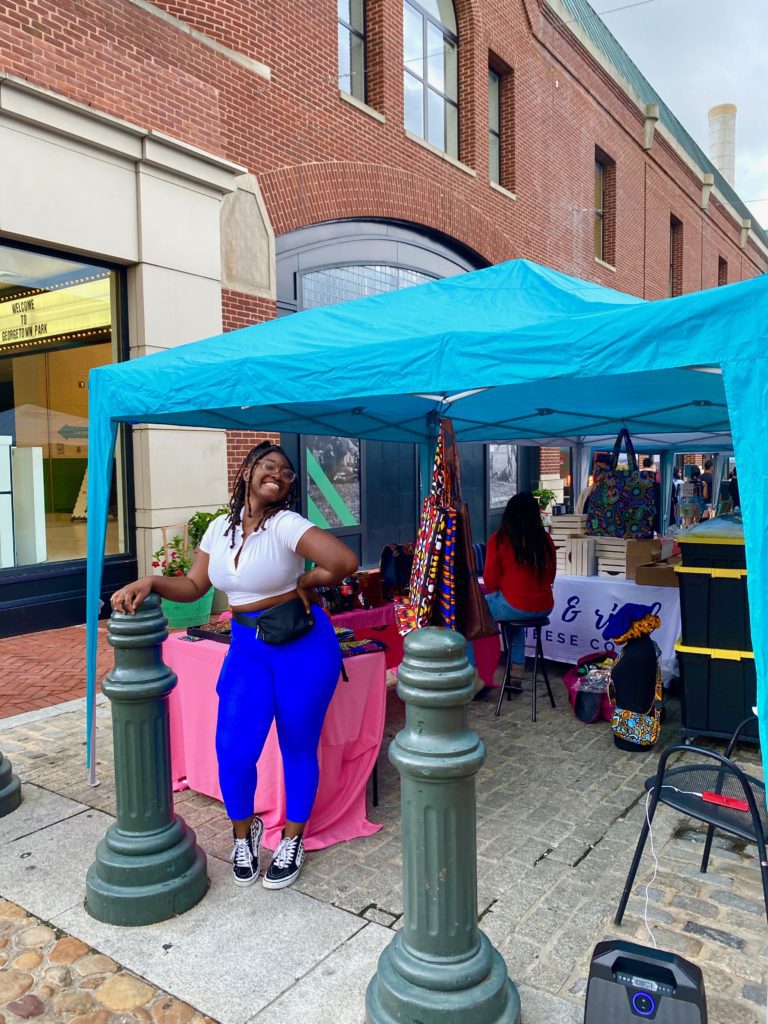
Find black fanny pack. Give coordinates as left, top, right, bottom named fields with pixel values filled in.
left=232, top=598, right=314, bottom=645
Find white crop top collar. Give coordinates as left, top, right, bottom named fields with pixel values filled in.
left=199, top=509, right=313, bottom=607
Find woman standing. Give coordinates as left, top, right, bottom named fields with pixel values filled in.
left=483, top=492, right=556, bottom=678
left=111, top=442, right=358, bottom=890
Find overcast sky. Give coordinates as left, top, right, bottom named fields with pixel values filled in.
left=594, top=0, right=768, bottom=228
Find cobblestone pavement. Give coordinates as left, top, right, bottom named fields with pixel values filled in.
left=1, top=667, right=766, bottom=1023
left=0, top=897, right=216, bottom=1024
left=0, top=624, right=112, bottom=719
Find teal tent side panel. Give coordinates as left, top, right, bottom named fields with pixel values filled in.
left=85, top=376, right=118, bottom=775
left=722, top=359, right=768, bottom=772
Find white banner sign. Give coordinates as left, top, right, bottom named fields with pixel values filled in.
left=524, top=573, right=681, bottom=681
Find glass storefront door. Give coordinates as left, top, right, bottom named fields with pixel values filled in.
left=0, top=240, right=127, bottom=569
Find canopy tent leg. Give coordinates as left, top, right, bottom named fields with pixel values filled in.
left=86, top=419, right=119, bottom=785
left=659, top=449, right=674, bottom=532
left=721, top=360, right=767, bottom=789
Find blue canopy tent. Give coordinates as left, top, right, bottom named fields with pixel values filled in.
left=85, top=259, right=767, bottom=781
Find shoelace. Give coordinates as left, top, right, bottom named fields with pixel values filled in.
left=272, top=835, right=299, bottom=870
left=232, top=837, right=254, bottom=869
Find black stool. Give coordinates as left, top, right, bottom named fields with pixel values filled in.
left=494, top=617, right=555, bottom=722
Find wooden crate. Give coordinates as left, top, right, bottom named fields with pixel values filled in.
left=595, top=537, right=661, bottom=580
left=565, top=536, right=596, bottom=576
left=549, top=514, right=587, bottom=544
left=551, top=515, right=587, bottom=577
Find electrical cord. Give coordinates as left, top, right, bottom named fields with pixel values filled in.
left=643, top=784, right=703, bottom=949
left=643, top=789, right=659, bottom=950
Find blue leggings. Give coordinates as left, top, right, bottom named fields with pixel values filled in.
left=215, top=607, right=341, bottom=823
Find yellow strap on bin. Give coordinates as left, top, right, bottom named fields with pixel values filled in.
left=677, top=536, right=745, bottom=546
left=674, top=566, right=746, bottom=578
left=674, top=641, right=753, bottom=661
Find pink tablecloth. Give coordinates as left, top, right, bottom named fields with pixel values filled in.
left=332, top=604, right=502, bottom=685
left=164, top=634, right=387, bottom=851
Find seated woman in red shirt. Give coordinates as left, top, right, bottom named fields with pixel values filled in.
left=483, top=492, right=556, bottom=678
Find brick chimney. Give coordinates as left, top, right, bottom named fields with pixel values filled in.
left=708, top=104, right=736, bottom=187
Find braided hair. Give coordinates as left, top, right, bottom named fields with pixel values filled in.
left=498, top=492, right=552, bottom=576
left=224, top=441, right=299, bottom=547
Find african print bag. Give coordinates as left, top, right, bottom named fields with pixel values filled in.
left=608, top=641, right=663, bottom=747
left=585, top=428, right=656, bottom=539
left=395, top=429, right=455, bottom=634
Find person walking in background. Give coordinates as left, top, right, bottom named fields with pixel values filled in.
left=483, top=492, right=556, bottom=679
left=729, top=467, right=740, bottom=509
left=670, top=467, right=683, bottom=526
left=701, top=459, right=715, bottom=504
left=681, top=465, right=705, bottom=521
left=110, top=441, right=358, bottom=891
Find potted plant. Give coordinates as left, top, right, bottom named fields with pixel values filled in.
left=153, top=507, right=227, bottom=629
left=532, top=488, right=557, bottom=513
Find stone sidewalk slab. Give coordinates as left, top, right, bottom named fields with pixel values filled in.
left=0, top=782, right=87, bottom=846
left=249, top=917, right=392, bottom=1023
left=0, top=800, right=109, bottom=920
left=54, top=857, right=370, bottom=1024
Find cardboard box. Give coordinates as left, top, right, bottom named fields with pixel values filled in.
left=634, top=560, right=679, bottom=588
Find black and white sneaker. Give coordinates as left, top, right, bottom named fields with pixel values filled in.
left=263, top=833, right=305, bottom=889
left=230, top=816, right=263, bottom=887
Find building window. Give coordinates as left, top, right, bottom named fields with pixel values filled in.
left=301, top=264, right=434, bottom=308
left=670, top=215, right=683, bottom=296
left=0, top=239, right=127, bottom=570
left=594, top=148, right=616, bottom=265
left=488, top=58, right=514, bottom=191
left=338, top=0, right=366, bottom=100
left=277, top=220, right=489, bottom=564
left=488, top=444, right=518, bottom=509
left=403, top=0, right=458, bottom=158
left=488, top=69, right=500, bottom=184
left=718, top=256, right=728, bottom=286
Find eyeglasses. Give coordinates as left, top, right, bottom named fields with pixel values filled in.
left=257, top=458, right=297, bottom=484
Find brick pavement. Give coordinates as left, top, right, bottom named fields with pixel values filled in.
left=0, top=624, right=112, bottom=720
left=0, top=663, right=766, bottom=1022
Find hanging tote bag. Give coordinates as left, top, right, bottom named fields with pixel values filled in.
left=395, top=429, right=455, bottom=635
left=584, top=428, right=656, bottom=538
left=441, top=420, right=498, bottom=641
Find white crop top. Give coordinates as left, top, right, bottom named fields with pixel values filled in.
left=199, top=510, right=314, bottom=606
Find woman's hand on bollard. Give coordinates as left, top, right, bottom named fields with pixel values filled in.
left=111, top=578, right=154, bottom=615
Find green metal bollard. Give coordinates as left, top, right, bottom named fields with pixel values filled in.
left=86, top=594, right=208, bottom=925
left=0, top=747, right=21, bottom=818
left=366, top=627, right=521, bottom=1024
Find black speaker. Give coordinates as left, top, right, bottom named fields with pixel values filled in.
left=584, top=940, right=707, bottom=1023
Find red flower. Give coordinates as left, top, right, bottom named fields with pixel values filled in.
left=151, top=560, right=160, bottom=567
left=175, top=570, right=184, bottom=576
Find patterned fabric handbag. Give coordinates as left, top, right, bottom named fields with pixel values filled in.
left=395, top=429, right=455, bottom=635
left=585, top=428, right=656, bottom=538
left=608, top=641, right=663, bottom=747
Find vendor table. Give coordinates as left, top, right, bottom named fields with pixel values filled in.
left=164, top=633, right=386, bottom=851
left=529, top=574, right=681, bottom=681
left=332, top=604, right=502, bottom=685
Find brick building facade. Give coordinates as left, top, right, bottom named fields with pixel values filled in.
left=1, top=0, right=764, bottom=630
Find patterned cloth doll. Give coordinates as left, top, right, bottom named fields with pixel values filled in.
left=603, top=602, right=663, bottom=752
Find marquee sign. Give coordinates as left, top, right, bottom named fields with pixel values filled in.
left=0, top=275, right=112, bottom=353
